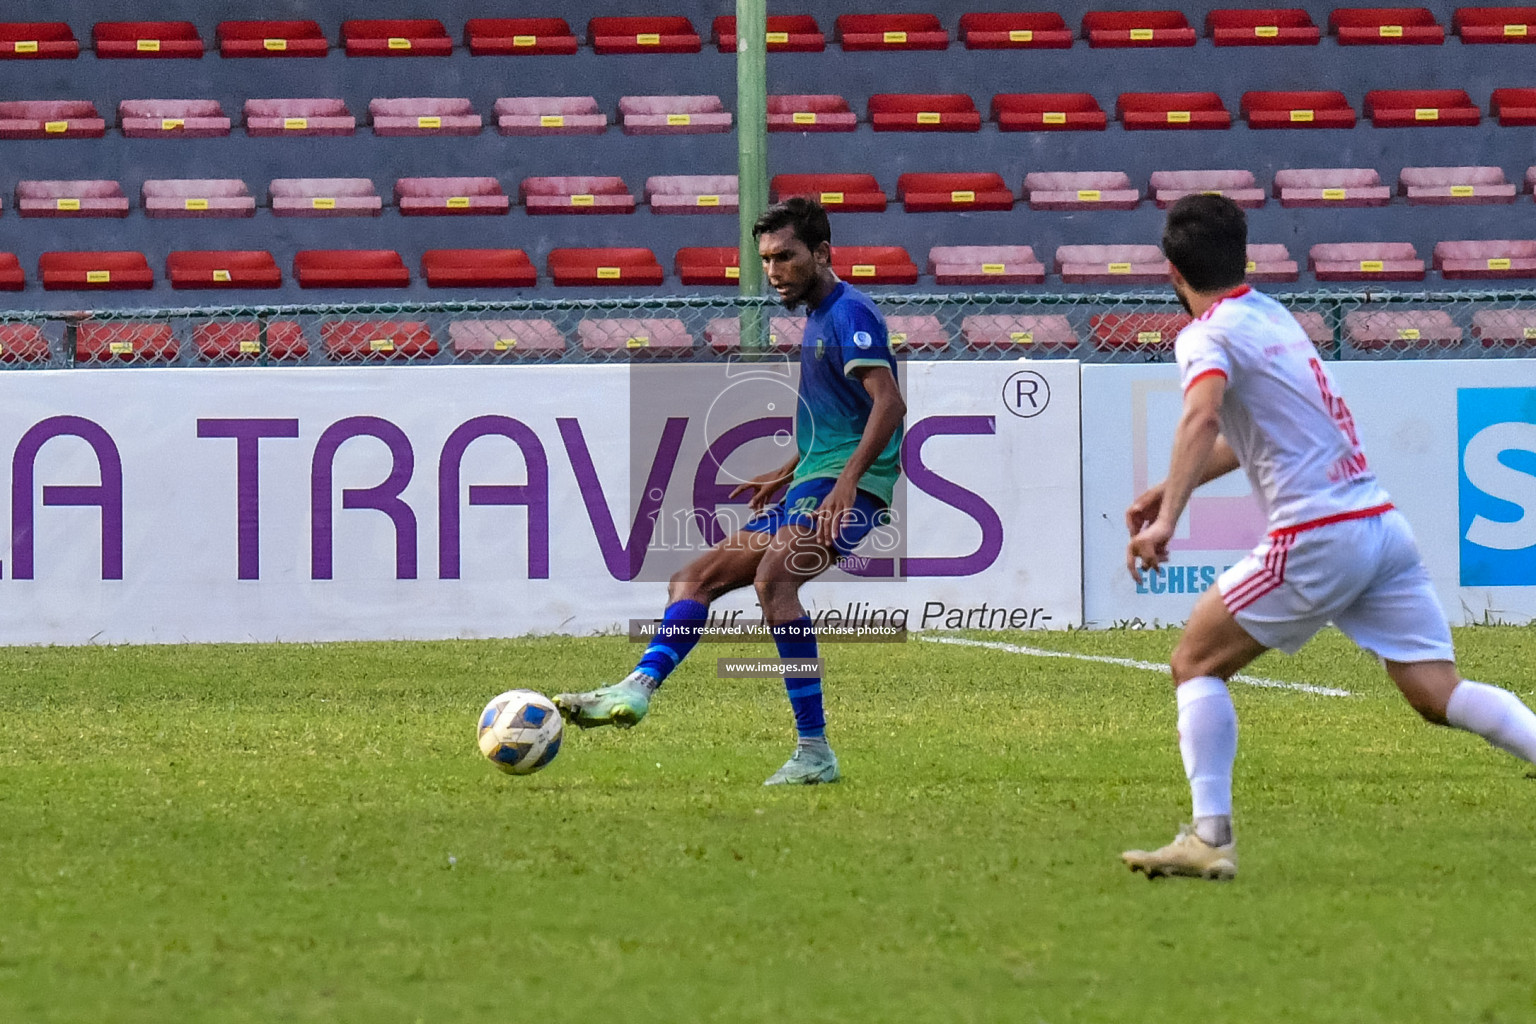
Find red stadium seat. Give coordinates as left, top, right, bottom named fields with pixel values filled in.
left=0, top=324, right=50, bottom=362
left=1343, top=310, right=1461, bottom=350
left=620, top=96, right=732, bottom=135
left=835, top=14, right=948, bottom=50
left=194, top=321, right=308, bottom=360
left=869, top=94, right=981, bottom=132
left=959, top=12, right=1074, bottom=48
left=885, top=316, right=950, bottom=353
left=1090, top=313, right=1191, bottom=352
left=270, top=178, right=381, bottom=217
left=898, top=173, right=1014, bottom=212
left=1309, top=242, right=1426, bottom=281
left=144, top=180, right=255, bottom=218
left=449, top=319, right=566, bottom=359
left=294, top=250, right=409, bottom=288
left=646, top=175, right=739, bottom=214
left=771, top=174, right=887, bottom=212
left=1024, top=171, right=1139, bottom=210
left=521, top=176, right=636, bottom=215
left=244, top=98, right=355, bottom=136
left=578, top=318, right=694, bottom=357
left=93, top=21, right=203, bottom=58
left=548, top=248, right=664, bottom=286
left=928, top=246, right=1045, bottom=284
left=395, top=177, right=508, bottom=216
left=1240, top=90, right=1357, bottom=129
left=17, top=180, right=129, bottom=218
left=341, top=19, right=451, bottom=56
left=832, top=246, right=919, bottom=284
left=119, top=100, right=230, bottom=139
left=768, top=95, right=857, bottom=132
left=992, top=93, right=1106, bottom=131
left=703, top=316, right=805, bottom=353
left=961, top=314, right=1077, bottom=351
left=1083, top=10, right=1196, bottom=46
left=495, top=97, right=606, bottom=136
left=1364, top=89, right=1479, bottom=126
left=1056, top=244, right=1168, bottom=284
left=464, top=18, right=578, bottom=56
left=1471, top=309, right=1536, bottom=347
left=1206, top=9, right=1321, bottom=44
left=322, top=320, right=438, bottom=361
left=1150, top=170, right=1264, bottom=208
left=713, top=15, right=825, bottom=52
left=588, top=16, right=701, bottom=54
left=0, top=253, right=24, bottom=291
left=0, top=100, right=104, bottom=139
left=421, top=249, right=536, bottom=287
left=1434, top=239, right=1536, bottom=279
left=1399, top=167, right=1515, bottom=204
left=75, top=322, right=177, bottom=363
left=675, top=247, right=740, bottom=285
left=1454, top=7, right=1536, bottom=41
left=0, top=23, right=80, bottom=59
left=1492, top=88, right=1536, bottom=125
left=1117, top=92, right=1231, bottom=130
left=1274, top=168, right=1391, bottom=207
left=1246, top=244, right=1300, bottom=282
left=40, top=251, right=152, bottom=290
left=370, top=98, right=481, bottom=136
left=167, top=250, right=281, bottom=289
left=1330, top=7, right=1445, bottom=43
left=217, top=20, right=327, bottom=57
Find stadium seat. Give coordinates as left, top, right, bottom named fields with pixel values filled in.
left=961, top=314, right=1078, bottom=351
left=1246, top=243, right=1300, bottom=282
left=1206, top=8, right=1321, bottom=44
left=1364, top=89, right=1480, bottom=127
left=167, top=250, right=281, bottom=288
left=464, top=18, right=578, bottom=56
left=1343, top=310, right=1461, bottom=350
left=1329, top=7, right=1445, bottom=43
left=1526, top=166, right=1536, bottom=193
left=1024, top=171, right=1139, bottom=210
left=1240, top=90, right=1357, bottom=129
left=1090, top=312, right=1190, bottom=352
left=75, top=322, right=177, bottom=363
left=1150, top=170, right=1264, bottom=208
left=578, top=318, right=694, bottom=357
left=449, top=319, right=566, bottom=359
left=194, top=321, right=308, bottom=361
left=992, top=93, right=1107, bottom=131
left=395, top=177, right=509, bottom=216
left=771, top=173, right=888, bottom=212
left=899, top=173, right=1014, bottom=212
left=832, top=246, right=919, bottom=284
left=1471, top=308, right=1536, bottom=347
left=713, top=15, right=825, bottom=52
left=1433, top=239, right=1536, bottom=278
left=548, top=248, right=664, bottom=286
left=421, top=249, right=536, bottom=287
left=293, top=250, right=409, bottom=288
left=143, top=180, right=255, bottom=218
left=119, top=100, right=231, bottom=138
left=1056, top=244, right=1168, bottom=284
left=17, top=180, right=129, bottom=218
left=885, top=315, right=950, bottom=353
left=244, top=98, right=355, bottom=137
left=588, top=16, right=701, bottom=54
left=1291, top=311, right=1335, bottom=348
left=869, top=94, right=981, bottom=132
left=1399, top=166, right=1516, bottom=204
left=0, top=253, right=24, bottom=291
left=341, top=19, right=452, bottom=56
left=1274, top=168, right=1391, bottom=207
left=1082, top=10, right=1196, bottom=46
left=216, top=20, right=327, bottom=57
left=1309, top=242, right=1427, bottom=281
left=521, top=176, right=636, bottom=215
left=646, top=175, right=739, bottom=214
left=959, top=12, right=1074, bottom=48
left=495, top=97, right=607, bottom=136
left=619, top=96, right=732, bottom=135
left=704, top=316, right=806, bottom=353
left=0, top=324, right=50, bottom=363
left=835, top=14, right=948, bottom=49
left=928, top=245, right=1045, bottom=284
left=0, top=22, right=80, bottom=59
left=270, top=179, right=382, bottom=217
left=0, top=100, right=104, bottom=139
left=370, top=98, right=481, bottom=136
left=40, top=251, right=152, bottom=290
left=767, top=95, right=857, bottom=132
left=1454, top=6, right=1536, bottom=41
left=322, top=320, right=438, bottom=361
left=1117, top=92, right=1231, bottom=130
left=93, top=21, right=203, bottom=58
left=675, top=247, right=741, bottom=285
left=1491, top=87, right=1536, bottom=126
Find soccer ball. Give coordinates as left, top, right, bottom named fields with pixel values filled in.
left=477, top=690, right=563, bottom=775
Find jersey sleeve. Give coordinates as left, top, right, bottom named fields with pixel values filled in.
left=1175, top=322, right=1233, bottom=392
left=834, top=302, right=894, bottom=378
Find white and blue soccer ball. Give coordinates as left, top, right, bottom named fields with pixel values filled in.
left=477, top=690, right=563, bottom=775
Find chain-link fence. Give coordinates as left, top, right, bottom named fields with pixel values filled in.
left=4, top=288, right=1536, bottom=368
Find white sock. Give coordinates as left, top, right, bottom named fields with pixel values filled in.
left=1446, top=680, right=1536, bottom=763
left=1177, top=676, right=1238, bottom=844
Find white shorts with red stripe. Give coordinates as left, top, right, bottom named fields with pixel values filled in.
left=1217, top=508, right=1454, bottom=661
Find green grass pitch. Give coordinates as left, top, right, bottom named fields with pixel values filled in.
left=1, top=626, right=1534, bottom=1023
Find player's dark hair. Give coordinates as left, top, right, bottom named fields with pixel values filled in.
left=1161, top=194, right=1248, bottom=292
left=752, top=197, right=832, bottom=252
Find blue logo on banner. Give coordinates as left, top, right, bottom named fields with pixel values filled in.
left=1458, top=387, right=1536, bottom=586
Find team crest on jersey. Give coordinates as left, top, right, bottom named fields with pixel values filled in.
left=815, top=338, right=825, bottom=359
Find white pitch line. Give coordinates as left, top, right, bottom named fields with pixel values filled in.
left=918, top=635, right=1352, bottom=697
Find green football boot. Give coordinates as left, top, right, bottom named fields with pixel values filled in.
left=763, top=741, right=841, bottom=786
left=553, top=671, right=654, bottom=729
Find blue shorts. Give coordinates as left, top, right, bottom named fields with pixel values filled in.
left=743, top=478, right=889, bottom=557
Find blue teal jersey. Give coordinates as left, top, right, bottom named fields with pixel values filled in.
left=793, top=281, right=903, bottom=504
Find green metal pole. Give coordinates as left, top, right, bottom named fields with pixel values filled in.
left=736, top=0, right=768, bottom=352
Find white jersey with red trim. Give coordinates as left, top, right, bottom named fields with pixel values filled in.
left=1175, top=285, right=1392, bottom=532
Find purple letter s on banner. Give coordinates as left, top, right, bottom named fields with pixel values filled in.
left=11, top=416, right=124, bottom=580
left=311, top=417, right=417, bottom=580
left=901, top=415, right=1004, bottom=577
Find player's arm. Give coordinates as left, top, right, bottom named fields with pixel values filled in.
left=815, top=365, right=905, bottom=546
left=1126, top=435, right=1239, bottom=535
left=1126, top=374, right=1226, bottom=580
left=728, top=454, right=801, bottom=511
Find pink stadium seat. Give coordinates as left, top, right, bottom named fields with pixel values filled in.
left=832, top=246, right=919, bottom=284
left=1090, top=313, right=1191, bottom=352
left=1399, top=167, right=1515, bottom=204
left=93, top=21, right=203, bottom=58
left=395, top=178, right=509, bottom=215
left=1240, top=90, right=1357, bottom=129
left=143, top=180, right=255, bottom=218
left=1056, top=244, right=1169, bottom=284
left=961, top=314, right=1078, bottom=351
left=495, top=97, right=606, bottom=136
left=167, top=250, right=281, bottom=288
left=675, top=247, right=741, bottom=285
left=244, top=98, right=355, bottom=136
left=549, top=248, right=664, bottom=286
left=869, top=94, right=981, bottom=132
left=1364, top=89, right=1479, bottom=126
left=465, top=18, right=578, bottom=56
left=835, top=14, right=949, bottom=50
left=341, top=19, right=451, bottom=56
left=294, top=250, right=409, bottom=288
left=579, top=318, right=694, bottom=356
left=0, top=22, right=80, bottom=59
left=217, top=20, right=327, bottom=57
left=767, top=95, right=857, bottom=132
left=270, top=179, right=381, bottom=217
left=322, top=320, right=438, bottom=360
left=1526, top=166, right=1536, bottom=193
left=959, top=12, right=1074, bottom=48
left=646, top=175, right=739, bottom=214
left=1309, top=242, right=1426, bottom=281
left=422, top=249, right=536, bottom=287
left=449, top=319, right=565, bottom=359
left=1275, top=168, right=1391, bottom=207
left=1434, top=239, right=1536, bottom=279
left=1150, top=170, right=1264, bottom=208
left=619, top=96, right=732, bottom=135
left=1024, top=171, right=1139, bottom=210
left=928, top=246, right=1045, bottom=285
left=704, top=316, right=805, bottom=353
left=771, top=173, right=887, bottom=212
left=885, top=315, right=950, bottom=353
left=1471, top=309, right=1536, bottom=347
left=0, top=254, right=25, bottom=291
left=1206, top=8, right=1321, bottom=44
left=992, top=93, right=1107, bottom=131
left=1492, top=88, right=1536, bottom=125
left=1330, top=7, right=1445, bottom=43
left=521, top=176, right=636, bottom=215
left=713, top=15, right=825, bottom=51
left=119, top=100, right=230, bottom=139
left=1291, top=311, right=1334, bottom=348
left=898, top=173, right=1014, bottom=212
left=1246, top=243, right=1300, bottom=282
left=75, top=322, right=177, bottom=362
left=588, top=16, right=701, bottom=54
left=1454, top=6, right=1536, bottom=41
left=0, top=324, right=49, bottom=363
left=17, top=180, right=129, bottom=218
left=1083, top=10, right=1196, bottom=46
left=40, top=251, right=152, bottom=290
left=1343, top=310, right=1461, bottom=350
left=194, top=321, right=308, bottom=361
left=0, top=100, right=104, bottom=139
left=1117, top=92, right=1231, bottom=129
left=370, top=98, right=480, bottom=136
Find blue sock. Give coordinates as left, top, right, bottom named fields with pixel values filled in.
left=772, top=616, right=824, bottom=738
left=634, top=599, right=708, bottom=686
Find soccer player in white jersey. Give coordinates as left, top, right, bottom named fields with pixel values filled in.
left=1122, top=194, right=1536, bottom=880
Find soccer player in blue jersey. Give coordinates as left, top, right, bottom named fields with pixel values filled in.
left=554, top=198, right=906, bottom=785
